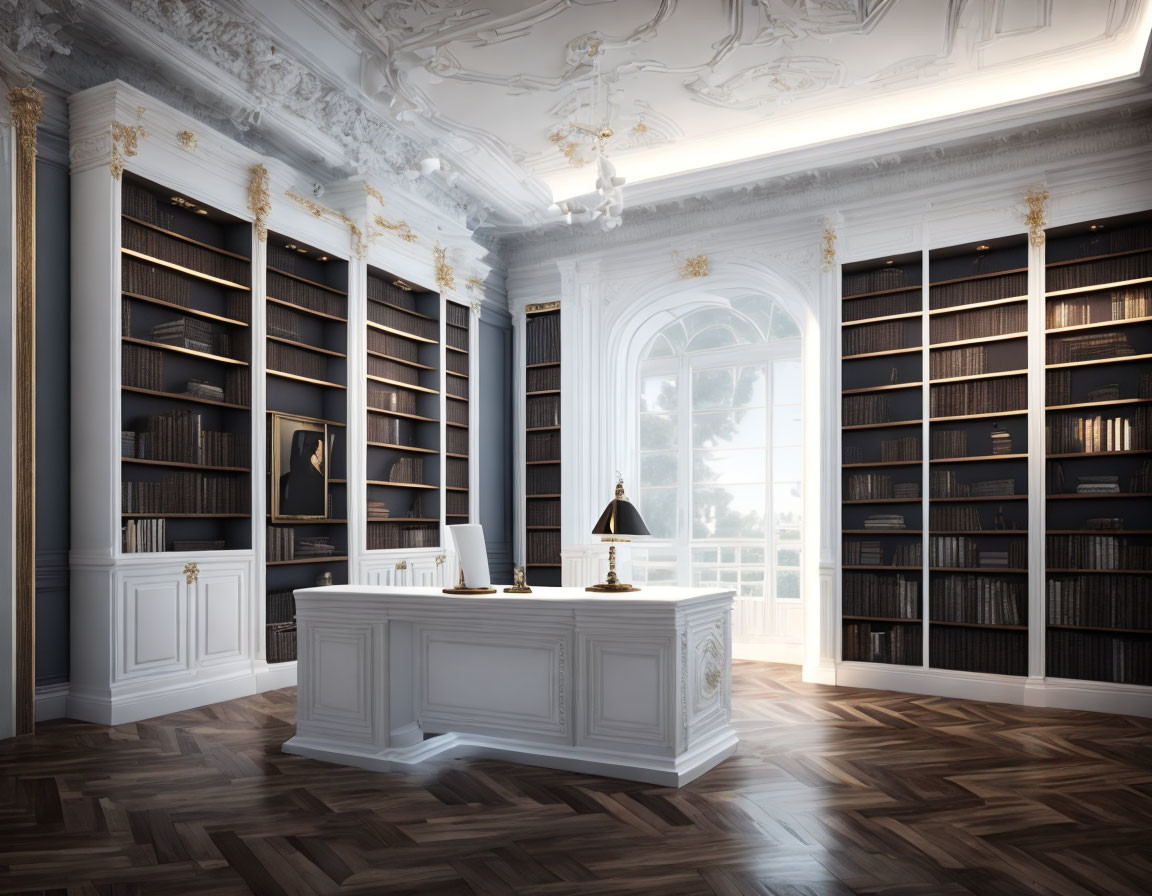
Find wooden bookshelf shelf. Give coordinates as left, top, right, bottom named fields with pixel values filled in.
left=267, top=369, right=346, bottom=390
left=929, top=620, right=1028, bottom=631
left=526, top=361, right=560, bottom=369
left=929, top=409, right=1027, bottom=423
left=843, top=616, right=923, bottom=623
left=266, top=556, right=348, bottom=567
left=267, top=264, right=348, bottom=296
left=842, top=460, right=921, bottom=468
left=842, top=498, right=922, bottom=505
left=930, top=266, right=1028, bottom=288
left=373, top=299, right=435, bottom=321
left=842, top=285, right=921, bottom=301
left=842, top=382, right=922, bottom=395
left=1045, top=315, right=1152, bottom=334
left=929, top=495, right=1026, bottom=503
left=927, top=295, right=1027, bottom=316
left=365, top=480, right=437, bottom=490
left=366, top=320, right=438, bottom=345
left=841, top=529, right=922, bottom=535
left=1047, top=624, right=1152, bottom=634
left=1047, top=449, right=1152, bottom=459
left=843, top=565, right=920, bottom=571
left=930, top=331, right=1027, bottom=350
left=367, top=408, right=437, bottom=423
left=122, top=457, right=248, bottom=472
left=122, top=336, right=247, bottom=366
left=930, top=454, right=1028, bottom=463
left=929, top=369, right=1028, bottom=384
left=266, top=334, right=345, bottom=358
left=1046, top=352, right=1152, bottom=369
left=843, top=310, right=923, bottom=327
left=1046, top=275, right=1152, bottom=298
left=1047, top=492, right=1152, bottom=500
left=367, top=442, right=437, bottom=454
left=1046, top=397, right=1152, bottom=411
left=121, top=248, right=250, bottom=291
left=364, top=349, right=434, bottom=370
left=121, top=513, right=250, bottom=518
left=122, top=385, right=248, bottom=410
left=122, top=214, right=252, bottom=262
left=842, top=419, right=922, bottom=431
left=365, top=375, right=439, bottom=395
left=266, top=295, right=346, bottom=323
left=841, top=346, right=921, bottom=361
left=929, top=567, right=1027, bottom=574
left=122, top=292, right=249, bottom=328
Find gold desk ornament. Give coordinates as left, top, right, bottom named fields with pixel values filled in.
left=504, top=567, right=532, bottom=594
left=443, top=569, right=496, bottom=595
left=586, top=477, right=650, bottom=593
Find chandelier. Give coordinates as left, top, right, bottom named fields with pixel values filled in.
left=549, top=43, right=625, bottom=231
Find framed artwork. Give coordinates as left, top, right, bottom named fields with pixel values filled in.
left=270, top=413, right=328, bottom=520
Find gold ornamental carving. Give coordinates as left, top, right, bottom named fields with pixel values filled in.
left=286, top=189, right=366, bottom=258
left=110, top=110, right=148, bottom=180
left=8, top=85, right=43, bottom=734
left=821, top=219, right=837, bottom=272
left=1024, top=187, right=1049, bottom=248
left=526, top=301, right=560, bottom=314
left=465, top=275, right=484, bottom=316
left=177, top=130, right=198, bottom=152
left=365, top=183, right=418, bottom=243
left=183, top=562, right=200, bottom=585
left=675, top=251, right=709, bottom=279
left=248, top=164, right=270, bottom=244
left=434, top=243, right=456, bottom=292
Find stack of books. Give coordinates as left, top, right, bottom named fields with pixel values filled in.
left=978, top=550, right=1010, bottom=568
left=864, top=514, right=905, bottom=529
left=296, top=537, right=335, bottom=558
left=990, top=429, right=1013, bottom=454
left=151, top=318, right=215, bottom=354
left=1077, top=475, right=1120, bottom=494
left=185, top=379, right=225, bottom=401
left=971, top=478, right=1015, bottom=497
left=893, top=482, right=920, bottom=499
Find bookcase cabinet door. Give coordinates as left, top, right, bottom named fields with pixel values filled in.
left=365, top=563, right=412, bottom=587
left=196, top=566, right=247, bottom=666
left=410, top=555, right=447, bottom=588
left=118, top=571, right=188, bottom=680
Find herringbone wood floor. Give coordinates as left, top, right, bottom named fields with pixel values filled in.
left=2, top=663, right=1151, bottom=895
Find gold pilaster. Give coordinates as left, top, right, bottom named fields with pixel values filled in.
left=8, top=86, right=42, bottom=735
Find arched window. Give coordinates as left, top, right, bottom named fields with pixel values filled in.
left=634, top=296, right=802, bottom=647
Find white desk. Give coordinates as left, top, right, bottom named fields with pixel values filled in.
left=282, top=585, right=737, bottom=786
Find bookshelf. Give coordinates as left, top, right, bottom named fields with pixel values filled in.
left=445, top=301, right=471, bottom=525
left=1044, top=211, right=1152, bottom=686
left=364, top=266, right=442, bottom=552
left=525, top=304, right=562, bottom=586
left=120, top=174, right=252, bottom=554
left=928, top=235, right=1030, bottom=677
left=264, top=234, right=348, bottom=663
left=840, top=253, right=924, bottom=666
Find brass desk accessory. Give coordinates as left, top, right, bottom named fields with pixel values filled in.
left=587, top=477, right=650, bottom=592
left=443, top=570, right=496, bottom=595
left=504, top=566, right=532, bottom=593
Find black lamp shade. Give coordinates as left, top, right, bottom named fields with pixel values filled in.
left=591, top=495, right=650, bottom=537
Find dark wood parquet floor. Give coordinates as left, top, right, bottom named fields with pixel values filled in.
left=2, top=663, right=1151, bottom=896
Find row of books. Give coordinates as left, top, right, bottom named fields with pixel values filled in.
left=268, top=270, right=346, bottom=319
left=1046, top=630, right=1150, bottom=685
left=122, top=219, right=249, bottom=286
left=844, top=474, right=919, bottom=501
left=125, top=256, right=250, bottom=317
left=527, top=465, right=561, bottom=494
left=446, top=327, right=468, bottom=352
left=445, top=302, right=469, bottom=328
left=527, top=530, right=562, bottom=563
left=1046, top=250, right=1152, bottom=293
left=1047, top=330, right=1137, bottom=364
left=929, top=271, right=1026, bottom=311
left=367, top=300, right=437, bottom=341
left=446, top=458, right=468, bottom=488
left=267, top=526, right=297, bottom=561
left=366, top=523, right=439, bottom=550
left=527, top=498, right=561, bottom=527
left=151, top=317, right=238, bottom=359
left=527, top=395, right=561, bottom=428
left=930, top=575, right=1025, bottom=625
left=842, top=394, right=892, bottom=426
left=881, top=436, right=921, bottom=462
left=1045, top=286, right=1151, bottom=328
left=368, top=355, right=421, bottom=387
left=266, top=590, right=295, bottom=624
left=368, top=385, right=418, bottom=415
left=367, top=274, right=422, bottom=313
left=266, top=303, right=302, bottom=341
left=446, top=398, right=468, bottom=426
left=930, top=471, right=1016, bottom=498
left=930, top=345, right=1020, bottom=380
left=842, top=622, right=922, bottom=665
left=446, top=350, right=468, bottom=376
left=842, top=289, right=921, bottom=322
left=842, top=573, right=919, bottom=618
left=446, top=377, right=468, bottom=401
left=930, top=628, right=1026, bottom=676
left=446, top=427, right=469, bottom=456
left=121, top=471, right=249, bottom=514
left=1053, top=227, right=1152, bottom=257
left=122, top=181, right=176, bottom=229
left=122, top=345, right=250, bottom=406
left=527, top=431, right=560, bottom=462
left=1046, top=575, right=1151, bottom=629
left=842, top=268, right=916, bottom=297
left=122, top=518, right=166, bottom=553
left=526, top=311, right=561, bottom=365
left=368, top=329, right=421, bottom=364
left=1045, top=369, right=1152, bottom=405
left=1046, top=535, right=1152, bottom=570
left=123, top=411, right=248, bottom=467
left=1046, top=410, right=1147, bottom=453
left=842, top=321, right=913, bottom=356
left=266, top=622, right=297, bottom=663
left=930, top=376, right=1026, bottom=417
left=843, top=541, right=921, bottom=567
left=388, top=457, right=425, bottom=484
left=366, top=500, right=390, bottom=520
left=367, top=414, right=408, bottom=445
left=446, top=491, right=468, bottom=516
left=269, top=341, right=330, bottom=382
left=929, top=505, right=983, bottom=530
left=527, top=365, right=560, bottom=392
left=928, top=536, right=1026, bottom=568
left=930, top=304, right=1026, bottom=344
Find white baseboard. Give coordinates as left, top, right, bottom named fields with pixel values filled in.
left=835, top=662, right=1152, bottom=718
left=35, top=683, right=70, bottom=721
left=733, top=641, right=803, bottom=664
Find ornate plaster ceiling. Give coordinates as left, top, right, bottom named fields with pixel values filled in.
left=306, top=0, right=1152, bottom=215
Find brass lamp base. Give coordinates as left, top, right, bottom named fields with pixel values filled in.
left=443, top=586, right=497, bottom=594
left=586, top=582, right=640, bottom=593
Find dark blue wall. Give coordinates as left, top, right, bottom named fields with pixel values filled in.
left=35, top=156, right=71, bottom=686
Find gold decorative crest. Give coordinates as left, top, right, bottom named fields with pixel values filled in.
left=248, top=164, right=270, bottom=243
left=1024, top=187, right=1049, bottom=248
left=177, top=130, right=198, bottom=152
left=434, top=243, right=455, bottom=292
left=675, top=252, right=709, bottom=279
left=110, top=110, right=148, bottom=180
left=821, top=220, right=838, bottom=272
left=286, top=189, right=366, bottom=257
left=526, top=301, right=561, bottom=314
left=365, top=183, right=418, bottom=243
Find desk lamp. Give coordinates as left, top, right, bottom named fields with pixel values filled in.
left=586, top=477, right=650, bottom=592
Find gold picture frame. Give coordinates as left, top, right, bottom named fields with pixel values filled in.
left=270, top=412, right=329, bottom=521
